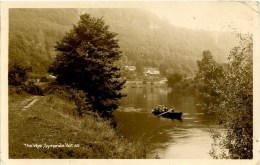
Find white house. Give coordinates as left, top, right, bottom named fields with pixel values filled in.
left=143, top=68, right=160, bottom=76
left=125, top=65, right=136, bottom=71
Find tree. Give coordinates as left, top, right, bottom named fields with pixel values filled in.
left=136, top=59, right=144, bottom=75
left=167, top=73, right=182, bottom=86
left=196, top=50, right=224, bottom=107
left=196, top=50, right=224, bottom=83
left=9, top=64, right=30, bottom=86
left=49, top=14, right=126, bottom=117
left=197, top=35, right=253, bottom=159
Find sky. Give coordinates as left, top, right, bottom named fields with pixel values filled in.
left=147, top=1, right=259, bottom=33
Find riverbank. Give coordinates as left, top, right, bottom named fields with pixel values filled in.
left=9, top=93, right=157, bottom=158
left=125, top=80, right=167, bottom=88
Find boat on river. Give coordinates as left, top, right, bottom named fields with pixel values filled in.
left=152, top=105, right=182, bottom=119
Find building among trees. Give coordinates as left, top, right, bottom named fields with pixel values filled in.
left=143, top=68, right=160, bottom=76
left=125, top=65, right=136, bottom=71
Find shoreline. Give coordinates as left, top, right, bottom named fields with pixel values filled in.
left=8, top=93, right=157, bottom=159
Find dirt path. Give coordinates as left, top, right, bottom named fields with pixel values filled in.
left=9, top=94, right=44, bottom=112
left=21, top=96, right=41, bottom=111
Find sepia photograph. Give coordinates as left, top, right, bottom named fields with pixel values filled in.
left=1, top=1, right=260, bottom=164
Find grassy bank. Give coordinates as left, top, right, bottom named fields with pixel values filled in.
left=9, top=93, right=157, bottom=158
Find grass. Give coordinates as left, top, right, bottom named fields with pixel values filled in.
left=9, top=93, right=157, bottom=159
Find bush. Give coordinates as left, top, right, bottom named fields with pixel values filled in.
left=198, top=35, right=253, bottom=159
left=45, top=86, right=91, bottom=117
left=40, top=76, right=48, bottom=82
left=167, top=73, right=182, bottom=86
left=9, top=64, right=29, bottom=86
left=26, top=81, right=44, bottom=95
left=8, top=85, right=24, bottom=95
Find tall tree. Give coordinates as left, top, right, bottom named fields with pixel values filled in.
left=197, top=35, right=253, bottom=159
left=8, top=64, right=30, bottom=86
left=49, top=14, right=126, bottom=117
left=196, top=50, right=224, bottom=107
left=196, top=50, right=224, bottom=83
left=167, top=73, right=182, bottom=86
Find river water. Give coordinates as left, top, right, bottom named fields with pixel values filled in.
left=114, top=82, right=217, bottom=159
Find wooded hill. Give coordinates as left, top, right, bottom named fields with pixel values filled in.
left=9, top=8, right=238, bottom=76
left=9, top=9, right=78, bottom=74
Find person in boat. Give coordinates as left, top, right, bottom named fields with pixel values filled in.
left=154, top=105, right=162, bottom=113
left=163, top=106, right=168, bottom=112
left=170, top=106, right=175, bottom=112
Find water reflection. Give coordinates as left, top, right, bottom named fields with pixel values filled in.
left=162, top=128, right=213, bottom=159
left=114, top=85, right=216, bottom=158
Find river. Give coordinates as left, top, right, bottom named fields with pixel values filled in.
left=114, top=82, right=217, bottom=159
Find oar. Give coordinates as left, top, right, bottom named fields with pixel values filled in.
left=157, top=111, right=168, bottom=117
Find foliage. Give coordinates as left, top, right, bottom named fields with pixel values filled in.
left=40, top=76, right=48, bottom=82
left=121, top=68, right=136, bottom=80
left=45, top=86, right=92, bottom=117
left=136, top=60, right=144, bottom=75
left=167, top=73, right=183, bottom=86
left=9, top=94, right=157, bottom=158
left=9, top=9, right=78, bottom=73
left=196, top=50, right=224, bottom=83
left=9, top=9, right=238, bottom=76
left=8, top=64, right=30, bottom=86
left=197, top=35, right=253, bottom=159
left=8, top=63, right=46, bottom=96
left=85, top=8, right=237, bottom=76
left=26, top=81, right=44, bottom=96
left=195, top=50, right=225, bottom=106
left=49, top=14, right=126, bottom=117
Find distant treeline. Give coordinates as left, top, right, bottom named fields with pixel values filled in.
left=9, top=8, right=238, bottom=76
left=9, top=9, right=79, bottom=74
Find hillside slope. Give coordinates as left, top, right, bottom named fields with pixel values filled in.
left=9, top=93, right=155, bottom=158
left=84, top=9, right=237, bottom=75
left=9, top=9, right=78, bottom=73
left=9, top=8, right=237, bottom=75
